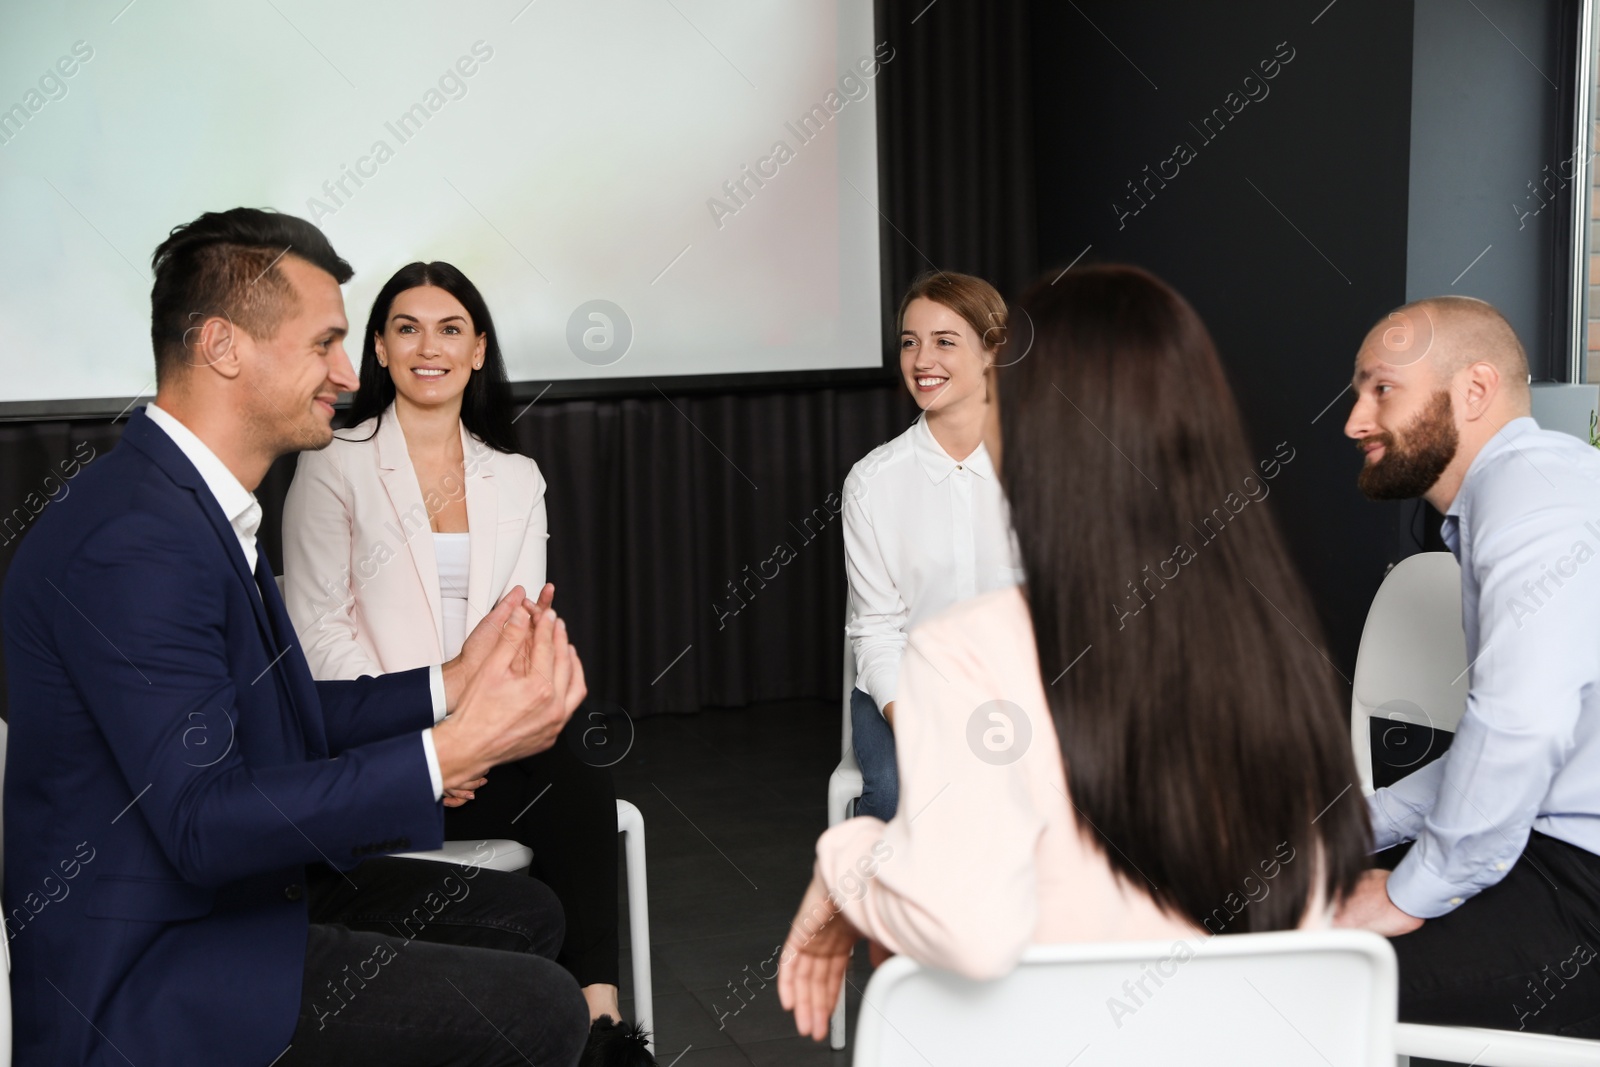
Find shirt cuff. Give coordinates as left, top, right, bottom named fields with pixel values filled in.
left=861, top=672, right=896, bottom=718
left=1385, top=853, right=1471, bottom=920
left=420, top=728, right=444, bottom=802
left=428, top=665, right=447, bottom=723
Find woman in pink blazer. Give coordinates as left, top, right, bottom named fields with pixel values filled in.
left=779, top=265, right=1372, bottom=1040
left=282, top=262, right=654, bottom=1066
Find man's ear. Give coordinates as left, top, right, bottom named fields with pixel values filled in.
left=186, top=313, right=244, bottom=380
left=1458, top=359, right=1502, bottom=421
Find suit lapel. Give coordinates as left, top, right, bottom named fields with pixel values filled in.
left=120, top=410, right=324, bottom=752
left=254, top=551, right=327, bottom=755
left=375, top=406, right=446, bottom=657
left=120, top=412, right=279, bottom=660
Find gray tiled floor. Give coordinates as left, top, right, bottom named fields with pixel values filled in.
left=610, top=700, right=865, bottom=1067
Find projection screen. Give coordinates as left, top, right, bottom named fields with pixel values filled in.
left=0, top=0, right=888, bottom=415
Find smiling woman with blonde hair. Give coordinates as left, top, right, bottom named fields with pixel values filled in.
left=841, top=270, right=1024, bottom=822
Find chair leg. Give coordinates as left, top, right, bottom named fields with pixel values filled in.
left=827, top=771, right=858, bottom=829
left=829, top=945, right=849, bottom=1050
left=824, top=772, right=858, bottom=1050
left=617, top=800, right=653, bottom=1042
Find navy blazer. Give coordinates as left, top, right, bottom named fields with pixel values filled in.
left=1, top=409, right=446, bottom=1067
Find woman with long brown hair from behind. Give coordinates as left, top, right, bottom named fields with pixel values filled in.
left=779, top=264, right=1371, bottom=1038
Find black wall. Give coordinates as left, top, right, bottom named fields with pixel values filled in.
left=1030, top=0, right=1416, bottom=675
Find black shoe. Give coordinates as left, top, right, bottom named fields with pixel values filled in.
left=582, top=1015, right=657, bottom=1067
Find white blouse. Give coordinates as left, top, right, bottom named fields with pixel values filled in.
left=434, top=532, right=472, bottom=661
left=843, top=413, right=1023, bottom=713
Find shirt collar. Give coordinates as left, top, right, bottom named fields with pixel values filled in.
left=1438, top=416, right=1539, bottom=560
left=1444, top=416, right=1540, bottom=523
left=911, top=413, right=995, bottom=484
left=144, top=402, right=264, bottom=547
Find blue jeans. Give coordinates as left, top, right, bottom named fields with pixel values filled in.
left=850, top=687, right=899, bottom=821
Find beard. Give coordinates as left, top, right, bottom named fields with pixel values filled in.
left=1357, top=388, right=1458, bottom=500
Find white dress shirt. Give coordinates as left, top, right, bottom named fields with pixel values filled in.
left=843, top=413, right=1023, bottom=713
left=144, top=403, right=448, bottom=800
left=1369, top=416, right=1600, bottom=917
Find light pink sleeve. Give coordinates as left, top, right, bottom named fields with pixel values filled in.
left=282, top=445, right=385, bottom=681
left=504, top=456, right=549, bottom=598
left=816, top=601, right=1046, bottom=980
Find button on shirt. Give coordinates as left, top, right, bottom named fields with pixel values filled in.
left=843, top=414, right=1023, bottom=712
left=1369, top=416, right=1600, bottom=918
left=143, top=404, right=449, bottom=799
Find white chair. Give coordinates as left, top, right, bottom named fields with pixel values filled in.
left=404, top=799, right=654, bottom=1042
left=852, top=931, right=1397, bottom=1066
left=826, top=630, right=863, bottom=1050
left=398, top=838, right=534, bottom=872
left=1353, top=552, right=1600, bottom=1066
left=1393, top=1024, right=1600, bottom=1066
left=614, top=798, right=653, bottom=1039
left=1350, top=552, right=1468, bottom=796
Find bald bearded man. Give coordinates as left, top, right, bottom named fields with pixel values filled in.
left=1335, top=296, right=1600, bottom=1037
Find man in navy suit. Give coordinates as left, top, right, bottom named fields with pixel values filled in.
left=2, top=208, right=592, bottom=1066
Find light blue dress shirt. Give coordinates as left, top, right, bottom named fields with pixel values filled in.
left=1369, top=416, right=1600, bottom=918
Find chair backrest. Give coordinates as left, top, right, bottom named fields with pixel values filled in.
left=1349, top=552, right=1468, bottom=795
left=852, top=931, right=1397, bottom=1067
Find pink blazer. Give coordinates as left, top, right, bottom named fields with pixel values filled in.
left=817, top=587, right=1329, bottom=980
left=281, top=403, right=548, bottom=680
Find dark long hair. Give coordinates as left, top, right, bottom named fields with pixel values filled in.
left=1000, top=264, right=1368, bottom=932
left=343, top=261, right=518, bottom=453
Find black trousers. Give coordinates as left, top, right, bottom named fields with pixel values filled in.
left=1380, top=831, right=1600, bottom=1037
left=444, top=716, right=621, bottom=988
left=278, top=857, right=589, bottom=1067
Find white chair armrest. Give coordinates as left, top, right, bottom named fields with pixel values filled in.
left=395, top=839, right=533, bottom=873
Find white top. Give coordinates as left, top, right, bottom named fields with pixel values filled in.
left=1369, top=416, right=1600, bottom=918
left=843, top=413, right=1023, bottom=712
left=434, top=532, right=472, bottom=661
left=144, top=403, right=447, bottom=801
left=280, top=403, right=548, bottom=684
